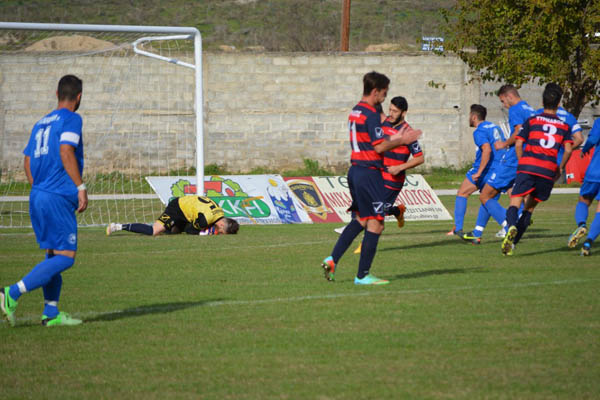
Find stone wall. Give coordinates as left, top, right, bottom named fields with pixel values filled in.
left=1, top=51, right=597, bottom=180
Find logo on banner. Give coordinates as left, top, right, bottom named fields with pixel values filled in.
left=287, top=179, right=331, bottom=220
left=168, top=177, right=272, bottom=220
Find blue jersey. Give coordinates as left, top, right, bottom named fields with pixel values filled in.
left=582, top=118, right=600, bottom=183
left=23, top=108, right=84, bottom=196
left=502, top=100, right=535, bottom=166
left=472, top=121, right=501, bottom=172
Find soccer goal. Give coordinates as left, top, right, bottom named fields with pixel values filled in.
left=0, top=22, right=205, bottom=227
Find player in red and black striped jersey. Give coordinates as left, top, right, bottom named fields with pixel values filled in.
left=321, top=71, right=422, bottom=285
left=501, top=83, right=573, bottom=255
left=381, top=96, right=424, bottom=227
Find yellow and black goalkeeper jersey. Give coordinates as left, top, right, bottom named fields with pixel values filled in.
left=177, top=196, right=224, bottom=231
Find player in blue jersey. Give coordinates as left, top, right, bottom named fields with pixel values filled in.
left=501, top=83, right=573, bottom=255
left=448, top=104, right=496, bottom=238
left=567, top=118, right=600, bottom=256
left=468, top=85, right=536, bottom=240
left=1, top=75, right=86, bottom=327
left=460, top=108, right=506, bottom=244
left=320, top=71, right=422, bottom=285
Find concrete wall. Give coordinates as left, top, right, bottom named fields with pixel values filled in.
left=1, top=50, right=597, bottom=180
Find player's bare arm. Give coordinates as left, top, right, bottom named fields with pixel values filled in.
left=515, top=138, right=524, bottom=160
left=60, top=143, right=88, bottom=213
left=23, top=155, right=33, bottom=185
left=556, top=141, right=574, bottom=181
left=387, top=154, right=424, bottom=176
left=374, top=125, right=422, bottom=153
left=495, top=125, right=521, bottom=150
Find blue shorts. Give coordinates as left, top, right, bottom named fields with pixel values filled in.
left=30, top=189, right=78, bottom=251
left=486, top=162, right=517, bottom=192
left=466, top=167, right=494, bottom=190
left=580, top=181, right=600, bottom=201
left=347, top=165, right=386, bottom=221
left=511, top=173, right=555, bottom=202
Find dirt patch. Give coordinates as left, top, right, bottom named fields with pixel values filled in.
left=25, top=35, right=116, bottom=52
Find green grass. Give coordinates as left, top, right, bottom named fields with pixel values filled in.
left=1, top=194, right=599, bottom=399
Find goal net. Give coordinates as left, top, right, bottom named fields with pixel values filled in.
left=0, top=23, right=203, bottom=228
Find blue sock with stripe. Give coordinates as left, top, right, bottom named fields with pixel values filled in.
left=472, top=205, right=490, bottom=238
left=454, top=196, right=468, bottom=231
left=42, top=274, right=62, bottom=318
left=575, top=201, right=589, bottom=226
left=123, top=223, right=153, bottom=235
left=587, top=212, right=600, bottom=242
left=9, top=255, right=75, bottom=301
left=357, top=230, right=380, bottom=279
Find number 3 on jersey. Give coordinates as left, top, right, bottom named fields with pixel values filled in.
left=34, top=126, right=51, bottom=158
left=540, top=124, right=557, bottom=149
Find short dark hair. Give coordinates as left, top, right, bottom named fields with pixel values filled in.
left=363, top=71, right=390, bottom=96
left=57, top=74, right=82, bottom=101
left=390, top=96, right=408, bottom=112
left=470, top=104, right=487, bottom=121
left=498, top=84, right=519, bottom=97
left=542, top=83, right=562, bottom=110
left=224, top=217, right=240, bottom=235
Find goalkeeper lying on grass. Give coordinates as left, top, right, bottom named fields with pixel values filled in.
left=107, top=195, right=239, bottom=236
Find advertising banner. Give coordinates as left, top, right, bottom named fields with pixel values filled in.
left=146, top=175, right=311, bottom=225
left=283, top=177, right=344, bottom=223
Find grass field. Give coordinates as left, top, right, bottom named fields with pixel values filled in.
left=1, top=194, right=599, bottom=399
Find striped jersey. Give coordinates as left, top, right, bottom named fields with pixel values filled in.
left=178, top=196, right=225, bottom=231
left=516, top=113, right=572, bottom=180
left=381, top=120, right=422, bottom=190
left=582, top=118, right=600, bottom=183
left=348, top=101, right=385, bottom=169
left=536, top=106, right=582, bottom=164
left=23, top=108, right=84, bottom=197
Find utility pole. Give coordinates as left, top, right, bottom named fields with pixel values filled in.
left=340, top=0, right=351, bottom=51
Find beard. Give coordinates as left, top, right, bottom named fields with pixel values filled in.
left=73, top=98, right=81, bottom=112
left=390, top=115, right=404, bottom=126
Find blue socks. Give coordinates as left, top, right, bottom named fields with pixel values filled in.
left=42, top=274, right=62, bottom=318
left=123, top=223, right=154, bottom=235
left=575, top=201, right=589, bottom=227
left=588, top=212, right=600, bottom=242
left=357, top=230, right=380, bottom=279
left=331, top=219, right=364, bottom=263
left=472, top=205, right=490, bottom=238
left=9, top=255, right=74, bottom=301
left=484, top=196, right=506, bottom=226
left=454, top=196, right=468, bottom=231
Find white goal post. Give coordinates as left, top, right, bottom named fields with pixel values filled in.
left=0, top=22, right=205, bottom=227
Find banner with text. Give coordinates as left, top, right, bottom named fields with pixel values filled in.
left=146, top=175, right=311, bottom=225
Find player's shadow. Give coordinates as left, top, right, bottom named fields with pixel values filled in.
left=379, top=237, right=467, bottom=252
left=389, top=266, right=486, bottom=281
left=517, top=246, right=573, bottom=258
left=85, top=299, right=222, bottom=323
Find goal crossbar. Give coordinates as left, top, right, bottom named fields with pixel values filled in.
left=0, top=21, right=206, bottom=195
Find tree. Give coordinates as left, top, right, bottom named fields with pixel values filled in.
left=442, top=0, right=600, bottom=118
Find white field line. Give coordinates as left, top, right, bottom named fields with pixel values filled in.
left=2, top=277, right=598, bottom=325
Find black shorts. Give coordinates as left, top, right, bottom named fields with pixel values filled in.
left=511, top=173, right=555, bottom=202
left=157, top=198, right=188, bottom=232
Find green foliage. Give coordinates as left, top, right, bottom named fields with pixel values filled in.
left=442, top=0, right=600, bottom=117
left=281, top=158, right=336, bottom=177
left=1, top=194, right=599, bottom=398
